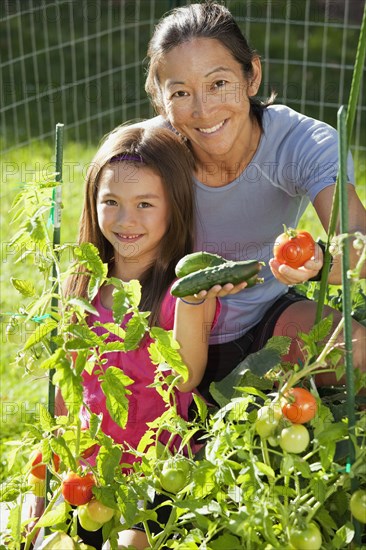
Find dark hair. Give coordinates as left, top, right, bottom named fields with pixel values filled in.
left=65, top=125, right=195, bottom=326
left=145, top=1, right=275, bottom=128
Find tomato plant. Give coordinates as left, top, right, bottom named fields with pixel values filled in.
left=279, top=424, right=310, bottom=454
left=86, top=499, right=115, bottom=524
left=350, top=488, right=366, bottom=524
left=289, top=522, right=322, bottom=550
left=30, top=451, right=60, bottom=479
left=273, top=227, right=315, bottom=268
left=61, top=472, right=95, bottom=506
left=281, top=387, right=317, bottom=424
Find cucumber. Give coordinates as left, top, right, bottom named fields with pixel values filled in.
left=175, top=251, right=227, bottom=278
left=171, top=260, right=262, bottom=297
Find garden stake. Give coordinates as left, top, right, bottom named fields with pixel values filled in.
left=315, top=2, right=366, bottom=323
left=45, top=123, right=64, bottom=515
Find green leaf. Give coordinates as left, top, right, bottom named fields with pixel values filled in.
left=116, top=484, right=139, bottom=527
left=124, top=314, right=148, bottom=351
left=192, top=393, right=208, bottom=422
left=255, top=461, right=275, bottom=479
left=111, top=289, right=131, bottom=324
left=209, top=534, right=241, bottom=550
left=291, top=456, right=312, bottom=478
left=8, top=505, right=22, bottom=543
left=24, top=318, right=58, bottom=350
left=10, top=277, right=36, bottom=297
left=310, top=478, right=327, bottom=503
left=0, top=478, right=22, bottom=503
left=37, top=502, right=71, bottom=528
left=67, top=297, right=99, bottom=315
left=212, top=348, right=279, bottom=403
left=52, top=348, right=84, bottom=417
left=264, top=335, right=291, bottom=355
left=148, top=328, right=188, bottom=381
left=100, top=367, right=134, bottom=428
left=332, top=522, right=355, bottom=548
left=50, top=436, right=78, bottom=472
left=39, top=404, right=55, bottom=432
left=96, top=446, right=122, bottom=485
left=307, top=314, right=334, bottom=343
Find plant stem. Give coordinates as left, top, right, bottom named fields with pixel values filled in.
left=24, top=486, right=62, bottom=550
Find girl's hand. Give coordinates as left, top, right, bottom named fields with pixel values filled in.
left=269, top=242, right=324, bottom=285
left=183, top=281, right=248, bottom=302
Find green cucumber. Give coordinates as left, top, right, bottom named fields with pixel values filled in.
left=175, top=251, right=227, bottom=278
left=171, top=260, right=262, bottom=297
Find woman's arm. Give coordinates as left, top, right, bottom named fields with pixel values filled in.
left=313, top=184, right=366, bottom=284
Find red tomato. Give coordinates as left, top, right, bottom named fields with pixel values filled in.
left=281, top=387, right=317, bottom=424
left=80, top=429, right=98, bottom=459
left=61, top=472, right=95, bottom=506
left=273, top=228, right=315, bottom=268
left=31, top=451, right=61, bottom=480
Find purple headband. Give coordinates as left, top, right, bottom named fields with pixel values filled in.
left=109, top=153, right=145, bottom=163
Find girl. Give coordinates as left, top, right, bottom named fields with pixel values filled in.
left=30, top=125, right=228, bottom=549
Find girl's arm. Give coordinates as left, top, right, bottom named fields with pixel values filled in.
left=172, top=281, right=247, bottom=392
left=173, top=294, right=217, bottom=392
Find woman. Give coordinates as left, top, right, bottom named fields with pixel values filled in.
left=140, top=1, right=365, bottom=401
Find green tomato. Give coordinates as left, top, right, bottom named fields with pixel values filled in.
left=289, top=523, right=322, bottom=550
left=78, top=504, right=103, bottom=532
left=279, top=424, right=310, bottom=454
left=255, top=405, right=282, bottom=438
left=28, top=473, right=46, bottom=497
left=350, top=489, right=366, bottom=524
left=86, top=499, right=115, bottom=524
left=159, top=467, right=187, bottom=494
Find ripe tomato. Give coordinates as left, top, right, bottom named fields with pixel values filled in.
left=255, top=405, right=282, bottom=438
left=77, top=504, right=103, bottom=532
left=86, top=499, right=115, bottom=524
left=80, top=429, right=98, bottom=459
left=28, top=473, right=46, bottom=497
left=31, top=451, right=61, bottom=480
left=279, top=424, right=310, bottom=454
left=61, top=472, right=95, bottom=506
left=350, top=489, right=366, bottom=523
left=273, top=228, right=315, bottom=268
left=289, top=522, right=322, bottom=549
left=281, top=388, right=317, bottom=424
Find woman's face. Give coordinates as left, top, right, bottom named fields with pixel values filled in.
left=158, top=38, right=261, bottom=165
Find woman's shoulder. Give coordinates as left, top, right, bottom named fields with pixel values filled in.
left=264, top=104, right=336, bottom=137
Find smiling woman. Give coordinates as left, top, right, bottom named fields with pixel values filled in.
left=140, top=1, right=366, bottom=398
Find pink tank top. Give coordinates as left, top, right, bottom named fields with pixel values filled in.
left=80, top=288, right=220, bottom=467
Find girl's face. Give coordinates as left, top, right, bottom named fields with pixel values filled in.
left=96, top=162, right=169, bottom=277
left=158, top=37, right=261, bottom=166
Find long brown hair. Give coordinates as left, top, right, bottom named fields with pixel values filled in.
left=145, top=1, right=276, bottom=130
left=65, top=125, right=195, bottom=326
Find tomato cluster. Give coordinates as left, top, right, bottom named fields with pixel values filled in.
left=255, top=387, right=317, bottom=455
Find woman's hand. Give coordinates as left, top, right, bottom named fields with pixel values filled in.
left=269, top=242, right=324, bottom=285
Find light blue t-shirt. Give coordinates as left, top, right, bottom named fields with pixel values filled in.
left=138, top=105, right=354, bottom=344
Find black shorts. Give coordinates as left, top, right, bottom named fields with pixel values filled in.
left=197, top=289, right=309, bottom=402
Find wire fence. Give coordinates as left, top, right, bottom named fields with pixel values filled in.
left=1, top=0, right=365, bottom=161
